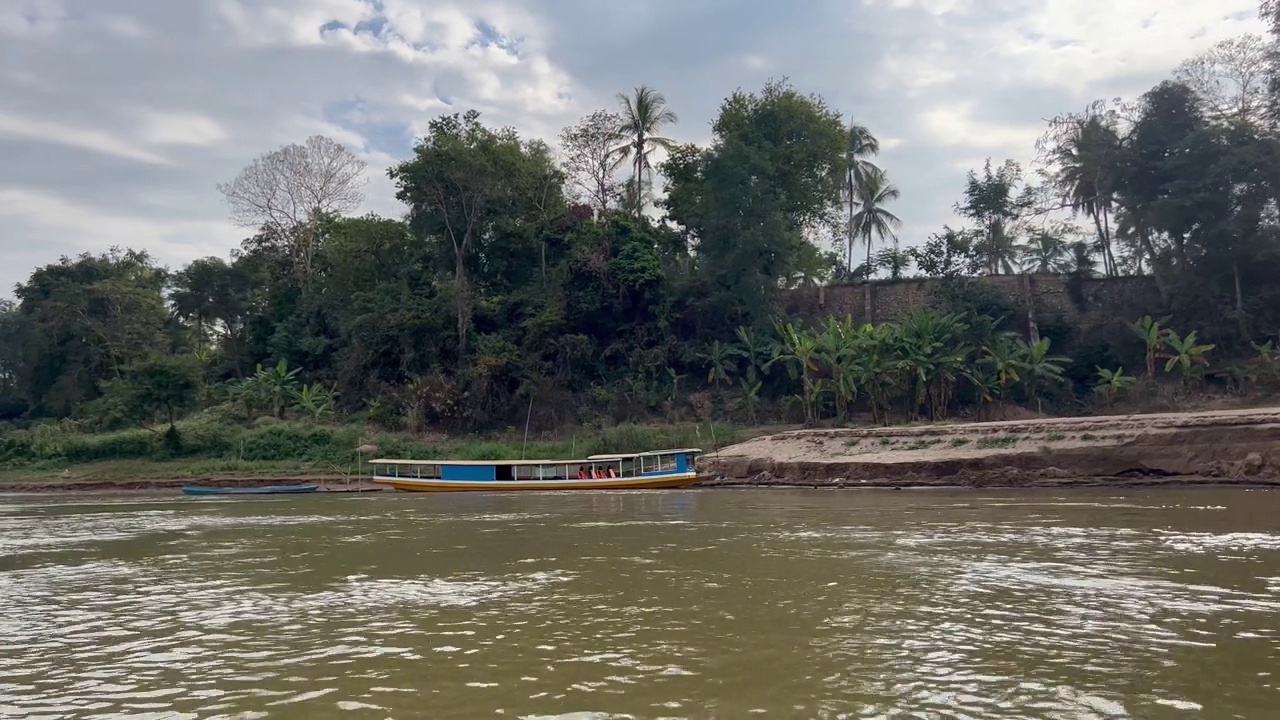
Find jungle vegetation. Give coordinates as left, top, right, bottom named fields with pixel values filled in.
left=5, top=14, right=1280, bottom=467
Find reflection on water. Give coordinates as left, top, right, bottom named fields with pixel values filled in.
left=1, top=489, right=1278, bottom=718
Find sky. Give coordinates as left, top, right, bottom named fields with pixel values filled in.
left=0, top=0, right=1268, bottom=297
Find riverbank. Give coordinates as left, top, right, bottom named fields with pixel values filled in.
left=702, top=407, right=1280, bottom=488
left=0, top=421, right=759, bottom=493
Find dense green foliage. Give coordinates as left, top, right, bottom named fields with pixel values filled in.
left=6, top=15, right=1280, bottom=450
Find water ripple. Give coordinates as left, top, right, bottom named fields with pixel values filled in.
left=1, top=490, right=1278, bottom=717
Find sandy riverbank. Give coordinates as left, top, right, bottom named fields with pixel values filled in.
left=700, top=407, right=1280, bottom=488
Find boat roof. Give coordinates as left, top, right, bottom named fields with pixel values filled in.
left=369, top=448, right=703, bottom=466
left=586, top=448, right=703, bottom=460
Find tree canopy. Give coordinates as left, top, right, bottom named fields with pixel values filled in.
left=7, top=25, right=1280, bottom=436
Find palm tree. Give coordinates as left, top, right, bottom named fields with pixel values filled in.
left=1019, top=233, right=1072, bottom=274
left=1049, top=114, right=1122, bottom=276
left=976, top=219, right=1020, bottom=275
left=851, top=169, right=902, bottom=272
left=614, top=85, right=678, bottom=218
left=842, top=124, right=882, bottom=272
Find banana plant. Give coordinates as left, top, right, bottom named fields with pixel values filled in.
left=698, top=340, right=736, bottom=387
left=767, top=320, right=822, bottom=426
left=1160, top=330, right=1215, bottom=386
left=732, top=325, right=772, bottom=386
left=1021, top=337, right=1070, bottom=411
left=1130, top=315, right=1170, bottom=378
left=294, top=383, right=337, bottom=419
left=1094, top=366, right=1136, bottom=408
left=979, top=334, right=1027, bottom=403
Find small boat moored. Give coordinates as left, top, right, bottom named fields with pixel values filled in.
left=368, top=448, right=706, bottom=492
left=181, top=484, right=320, bottom=496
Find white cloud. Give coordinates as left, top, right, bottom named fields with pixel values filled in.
left=918, top=103, right=1042, bottom=151
left=984, top=0, right=1264, bottom=96
left=0, top=111, right=169, bottom=164
left=137, top=112, right=229, bottom=147
left=0, top=188, right=241, bottom=269
left=0, top=0, right=1271, bottom=296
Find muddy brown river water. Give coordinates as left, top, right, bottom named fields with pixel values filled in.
left=1, top=488, right=1278, bottom=718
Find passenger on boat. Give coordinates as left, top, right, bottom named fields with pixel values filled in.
left=592, top=467, right=603, bottom=479
left=577, top=466, right=588, bottom=479
left=607, top=467, right=618, bottom=478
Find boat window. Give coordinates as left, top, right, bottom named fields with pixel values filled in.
left=651, top=454, right=678, bottom=472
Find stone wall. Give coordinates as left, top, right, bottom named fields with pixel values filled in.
left=782, top=274, right=1163, bottom=336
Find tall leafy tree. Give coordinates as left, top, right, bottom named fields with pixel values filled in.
left=389, top=110, right=566, bottom=358
left=957, top=159, right=1031, bottom=275
left=11, top=249, right=170, bottom=417
left=663, top=79, right=846, bottom=326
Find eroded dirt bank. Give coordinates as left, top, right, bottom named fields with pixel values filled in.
left=699, top=407, right=1280, bottom=488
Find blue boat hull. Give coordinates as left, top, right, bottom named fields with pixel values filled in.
left=181, top=484, right=319, bottom=496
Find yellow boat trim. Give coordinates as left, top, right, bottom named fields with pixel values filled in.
left=370, top=473, right=706, bottom=492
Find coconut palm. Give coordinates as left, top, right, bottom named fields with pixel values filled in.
left=842, top=124, right=882, bottom=272
left=851, top=169, right=902, bottom=272
left=613, top=85, right=678, bottom=218
left=1048, top=114, right=1122, bottom=276
left=1019, top=233, right=1073, bottom=274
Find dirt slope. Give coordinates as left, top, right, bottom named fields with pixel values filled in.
left=701, top=407, right=1280, bottom=488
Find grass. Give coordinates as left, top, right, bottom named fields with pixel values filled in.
left=0, top=418, right=759, bottom=486
left=1046, top=433, right=1066, bottom=442
left=975, top=436, right=1020, bottom=450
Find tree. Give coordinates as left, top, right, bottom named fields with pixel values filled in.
left=663, top=79, right=846, bottom=326
left=1174, top=34, right=1270, bottom=125
left=12, top=249, right=170, bottom=417
left=910, top=227, right=983, bottom=278
left=850, top=168, right=902, bottom=272
left=1019, top=233, right=1072, bottom=274
left=96, top=355, right=202, bottom=431
left=957, top=159, right=1030, bottom=275
left=169, top=257, right=252, bottom=363
left=389, top=110, right=566, bottom=357
left=874, top=239, right=913, bottom=279
left=559, top=110, right=623, bottom=216
left=0, top=300, right=22, bottom=419
left=842, top=123, right=882, bottom=271
left=1037, top=106, right=1123, bottom=275
left=218, top=135, right=367, bottom=281
left=614, top=85, right=679, bottom=218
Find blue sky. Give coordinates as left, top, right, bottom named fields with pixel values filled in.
left=0, top=0, right=1266, bottom=296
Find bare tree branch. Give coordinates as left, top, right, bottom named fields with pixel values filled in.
left=217, top=135, right=368, bottom=279
left=558, top=110, right=623, bottom=216
left=1174, top=33, right=1272, bottom=124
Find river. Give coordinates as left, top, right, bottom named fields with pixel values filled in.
left=1, top=488, right=1278, bottom=718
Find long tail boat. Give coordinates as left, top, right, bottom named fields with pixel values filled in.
left=368, top=448, right=705, bottom=492
left=181, top=484, right=319, bottom=496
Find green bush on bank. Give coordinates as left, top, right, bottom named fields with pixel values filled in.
left=0, top=417, right=743, bottom=471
